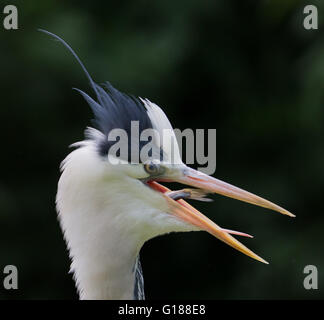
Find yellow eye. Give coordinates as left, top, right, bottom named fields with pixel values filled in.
left=144, top=162, right=163, bottom=176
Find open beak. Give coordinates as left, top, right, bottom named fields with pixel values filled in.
left=149, top=166, right=294, bottom=264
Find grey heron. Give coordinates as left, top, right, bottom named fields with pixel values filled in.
left=40, top=30, right=294, bottom=300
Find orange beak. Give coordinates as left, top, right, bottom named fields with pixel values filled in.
left=176, top=167, right=295, bottom=218
left=149, top=166, right=294, bottom=264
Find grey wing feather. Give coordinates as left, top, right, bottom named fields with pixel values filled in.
left=133, top=255, right=145, bottom=300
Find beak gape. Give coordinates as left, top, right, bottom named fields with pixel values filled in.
left=148, top=166, right=294, bottom=264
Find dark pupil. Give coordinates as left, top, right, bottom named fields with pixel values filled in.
left=149, top=164, right=157, bottom=172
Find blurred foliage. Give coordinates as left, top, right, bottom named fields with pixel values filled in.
left=0, top=0, right=323, bottom=299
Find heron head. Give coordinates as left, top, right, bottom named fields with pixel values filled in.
left=45, top=28, right=294, bottom=266
left=61, top=77, right=294, bottom=266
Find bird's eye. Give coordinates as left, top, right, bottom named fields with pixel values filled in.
left=144, top=162, right=164, bottom=176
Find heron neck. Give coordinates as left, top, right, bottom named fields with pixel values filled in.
left=56, top=145, right=157, bottom=299
left=70, top=228, right=144, bottom=300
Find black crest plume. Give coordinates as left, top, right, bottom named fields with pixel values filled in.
left=38, top=29, right=159, bottom=162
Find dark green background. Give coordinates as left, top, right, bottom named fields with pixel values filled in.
left=0, top=0, right=323, bottom=299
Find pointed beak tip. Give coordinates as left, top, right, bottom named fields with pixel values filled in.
left=245, top=251, right=269, bottom=265
left=283, top=210, right=296, bottom=218
left=256, top=256, right=269, bottom=265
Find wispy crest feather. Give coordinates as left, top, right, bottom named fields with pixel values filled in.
left=39, top=29, right=162, bottom=162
